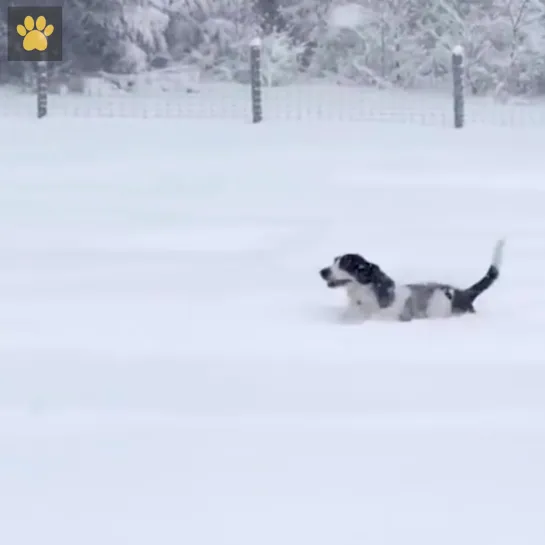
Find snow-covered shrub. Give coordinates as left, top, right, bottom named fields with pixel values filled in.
left=110, top=40, right=149, bottom=73
left=261, top=31, right=305, bottom=85
left=123, top=2, right=170, bottom=55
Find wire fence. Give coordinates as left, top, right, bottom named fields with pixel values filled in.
left=4, top=82, right=545, bottom=127
left=3, top=50, right=545, bottom=127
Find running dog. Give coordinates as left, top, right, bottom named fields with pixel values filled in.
left=319, top=239, right=505, bottom=321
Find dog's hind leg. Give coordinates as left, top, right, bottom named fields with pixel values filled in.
left=398, top=299, right=414, bottom=322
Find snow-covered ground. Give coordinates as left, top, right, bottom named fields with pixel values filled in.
left=1, top=116, right=544, bottom=544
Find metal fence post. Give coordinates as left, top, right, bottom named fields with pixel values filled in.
left=37, top=58, right=48, bottom=119
left=452, top=45, right=464, bottom=129
left=250, top=37, right=263, bottom=123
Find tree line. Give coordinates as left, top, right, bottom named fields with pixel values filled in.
left=1, top=0, right=544, bottom=97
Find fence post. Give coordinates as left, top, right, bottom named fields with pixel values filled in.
left=250, top=37, right=262, bottom=123
left=452, top=45, right=464, bottom=129
left=37, top=58, right=48, bottom=119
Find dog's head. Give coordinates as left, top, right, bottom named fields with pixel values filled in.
left=319, top=253, right=376, bottom=288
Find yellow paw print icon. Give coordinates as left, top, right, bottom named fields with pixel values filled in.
left=17, top=15, right=54, bottom=52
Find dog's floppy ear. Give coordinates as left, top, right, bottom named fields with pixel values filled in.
left=366, top=264, right=396, bottom=309
left=374, top=276, right=395, bottom=308
left=352, top=261, right=376, bottom=284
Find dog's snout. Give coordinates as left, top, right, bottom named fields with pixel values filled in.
left=319, top=267, right=330, bottom=280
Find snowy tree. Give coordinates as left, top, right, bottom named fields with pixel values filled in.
left=492, top=0, right=545, bottom=96
left=2, top=0, right=545, bottom=98
left=165, top=0, right=256, bottom=81
left=63, top=0, right=169, bottom=73
left=317, top=0, right=434, bottom=88
left=0, top=13, right=8, bottom=82
left=0, top=10, right=36, bottom=85
left=410, top=0, right=497, bottom=93
left=417, top=0, right=545, bottom=96
left=255, top=0, right=285, bottom=33
left=279, top=0, right=333, bottom=75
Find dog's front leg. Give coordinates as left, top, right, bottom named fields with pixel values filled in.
left=340, top=300, right=373, bottom=323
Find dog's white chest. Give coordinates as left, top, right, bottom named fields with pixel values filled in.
left=345, top=283, right=376, bottom=314
left=345, top=283, right=411, bottom=321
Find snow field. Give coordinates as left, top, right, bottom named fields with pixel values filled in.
left=0, top=118, right=544, bottom=544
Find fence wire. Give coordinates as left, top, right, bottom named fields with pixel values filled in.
left=2, top=75, right=545, bottom=127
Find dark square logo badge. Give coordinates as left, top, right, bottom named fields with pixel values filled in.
left=8, top=6, right=63, bottom=61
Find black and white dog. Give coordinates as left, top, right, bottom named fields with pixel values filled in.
left=319, top=239, right=505, bottom=321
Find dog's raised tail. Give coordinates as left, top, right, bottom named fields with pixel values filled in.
left=463, top=238, right=505, bottom=303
